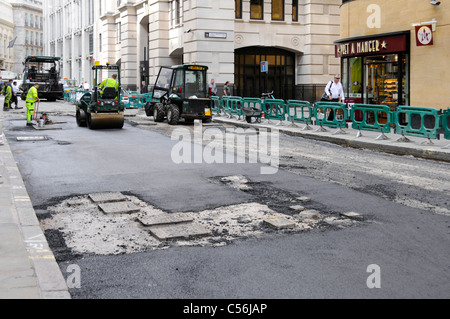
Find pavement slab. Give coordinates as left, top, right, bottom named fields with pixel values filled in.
left=147, top=223, right=211, bottom=241
left=138, top=213, right=194, bottom=227
left=98, top=201, right=141, bottom=214
left=89, top=192, right=127, bottom=203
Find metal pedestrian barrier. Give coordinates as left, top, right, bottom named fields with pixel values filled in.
left=350, top=104, right=393, bottom=140
left=313, top=102, right=348, bottom=133
left=286, top=100, right=313, bottom=129
left=394, top=106, right=442, bottom=144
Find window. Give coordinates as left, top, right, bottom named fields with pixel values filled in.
left=89, top=33, right=94, bottom=54
left=235, top=0, right=242, bottom=19
left=25, top=30, right=29, bottom=44
left=117, top=22, right=121, bottom=43
left=272, top=0, right=284, bottom=21
left=171, top=0, right=181, bottom=26
left=292, top=0, right=298, bottom=22
left=250, top=0, right=263, bottom=20
left=30, top=15, right=34, bottom=28
left=25, top=13, right=28, bottom=26
left=99, top=34, right=102, bottom=52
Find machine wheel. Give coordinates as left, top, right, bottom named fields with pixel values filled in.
left=153, top=103, right=165, bottom=122
left=167, top=104, right=180, bottom=125
left=86, top=113, right=97, bottom=130
left=76, top=110, right=87, bottom=127
left=144, top=102, right=154, bottom=117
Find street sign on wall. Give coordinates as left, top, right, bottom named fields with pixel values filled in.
left=261, top=61, right=268, bottom=73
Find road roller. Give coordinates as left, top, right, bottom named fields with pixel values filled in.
left=76, top=63, right=125, bottom=129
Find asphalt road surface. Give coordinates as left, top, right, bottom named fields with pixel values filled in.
left=2, top=102, right=449, bottom=299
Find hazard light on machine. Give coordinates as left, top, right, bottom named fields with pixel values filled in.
left=415, top=24, right=433, bottom=46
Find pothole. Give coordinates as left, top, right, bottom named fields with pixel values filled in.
left=40, top=182, right=367, bottom=259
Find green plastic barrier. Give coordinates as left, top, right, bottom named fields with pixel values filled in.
left=211, top=96, right=222, bottom=114
left=395, top=106, right=441, bottom=140
left=286, top=100, right=313, bottom=125
left=223, top=96, right=244, bottom=118
left=351, top=104, right=393, bottom=134
left=263, top=99, right=286, bottom=122
left=442, top=108, right=450, bottom=140
left=242, top=97, right=263, bottom=110
left=314, top=102, right=348, bottom=128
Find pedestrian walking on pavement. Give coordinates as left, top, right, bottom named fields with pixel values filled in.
left=26, top=83, right=40, bottom=126
left=223, top=81, right=230, bottom=97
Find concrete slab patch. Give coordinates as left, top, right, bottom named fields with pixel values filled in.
left=89, top=192, right=127, bottom=203
left=297, top=210, right=322, bottom=221
left=16, top=136, right=47, bottom=141
left=340, top=211, right=363, bottom=220
left=138, top=213, right=194, bottom=226
left=148, top=223, right=211, bottom=241
left=32, top=125, right=62, bottom=131
left=98, top=201, right=140, bottom=214
left=296, top=196, right=311, bottom=203
left=263, top=217, right=296, bottom=229
left=289, top=205, right=305, bottom=211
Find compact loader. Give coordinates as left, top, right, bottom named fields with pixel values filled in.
left=144, top=64, right=212, bottom=125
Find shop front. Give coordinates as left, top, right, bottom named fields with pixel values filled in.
left=335, top=31, right=410, bottom=110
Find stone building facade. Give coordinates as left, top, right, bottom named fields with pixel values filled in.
left=10, top=0, right=44, bottom=76
left=0, top=0, right=15, bottom=74
left=337, top=0, right=449, bottom=109
left=43, top=0, right=342, bottom=99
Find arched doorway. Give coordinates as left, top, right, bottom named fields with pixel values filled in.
left=235, top=47, right=295, bottom=100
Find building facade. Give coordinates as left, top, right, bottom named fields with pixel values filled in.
left=0, top=0, right=15, bottom=74
left=337, top=0, right=449, bottom=110
left=42, top=0, right=95, bottom=86
left=10, top=0, right=44, bottom=76
left=42, top=0, right=342, bottom=99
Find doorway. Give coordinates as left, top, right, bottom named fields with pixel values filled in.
left=235, top=47, right=295, bottom=100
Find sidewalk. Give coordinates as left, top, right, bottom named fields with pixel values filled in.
left=211, top=114, right=450, bottom=163
left=0, top=117, right=70, bottom=299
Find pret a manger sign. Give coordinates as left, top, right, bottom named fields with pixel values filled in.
left=335, top=33, right=408, bottom=58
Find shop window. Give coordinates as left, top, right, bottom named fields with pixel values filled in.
left=235, top=0, right=242, bottom=19
left=272, top=0, right=284, bottom=21
left=250, top=0, right=263, bottom=20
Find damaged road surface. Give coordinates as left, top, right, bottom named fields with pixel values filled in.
left=2, top=113, right=449, bottom=299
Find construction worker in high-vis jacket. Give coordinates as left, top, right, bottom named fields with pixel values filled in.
left=2, top=82, right=12, bottom=111
left=99, top=74, right=119, bottom=97
left=26, top=83, right=40, bottom=126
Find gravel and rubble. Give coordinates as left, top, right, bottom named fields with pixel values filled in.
left=40, top=175, right=365, bottom=259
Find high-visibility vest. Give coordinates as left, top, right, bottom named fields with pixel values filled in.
left=26, top=86, right=38, bottom=103
left=3, top=85, right=12, bottom=101
left=101, top=78, right=119, bottom=91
